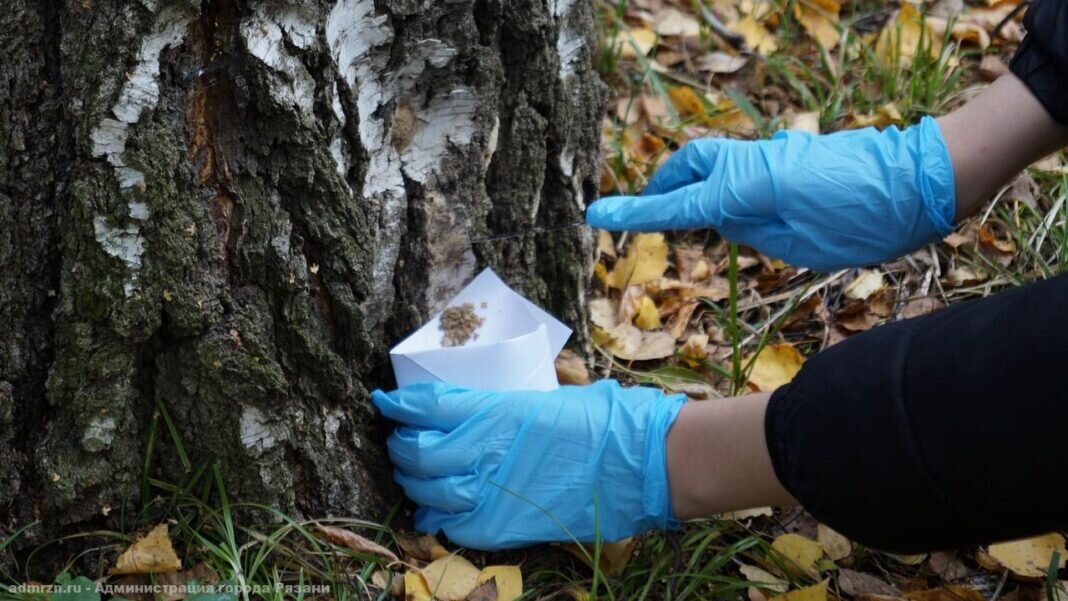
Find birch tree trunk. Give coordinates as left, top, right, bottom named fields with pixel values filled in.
left=0, top=0, right=600, bottom=551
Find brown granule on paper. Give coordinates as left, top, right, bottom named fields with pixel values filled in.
left=439, top=302, right=485, bottom=347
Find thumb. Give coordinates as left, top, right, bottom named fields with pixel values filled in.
left=586, top=182, right=712, bottom=232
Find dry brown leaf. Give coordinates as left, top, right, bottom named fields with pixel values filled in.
left=817, top=524, right=852, bottom=561
left=731, top=16, right=779, bottom=54
left=467, top=579, right=498, bottom=601
left=943, top=232, right=974, bottom=249
left=740, top=565, right=790, bottom=593
left=422, top=555, right=481, bottom=601
left=606, top=233, right=670, bottom=289
left=835, top=303, right=881, bottom=332
left=837, top=568, right=900, bottom=597
left=555, top=350, right=591, bottom=385
left=745, top=343, right=805, bottom=392
left=110, top=524, right=183, bottom=575
left=589, top=298, right=619, bottom=330
left=666, top=301, right=699, bottom=340
left=927, top=551, right=972, bottom=581
left=316, top=524, right=399, bottom=563
left=396, top=534, right=450, bottom=563
left=848, top=103, right=903, bottom=129
left=769, top=579, right=829, bottom=601
left=978, top=222, right=1018, bottom=256
left=405, top=570, right=432, bottom=601
left=907, top=585, right=985, bottom=601
left=679, top=333, right=709, bottom=366
left=770, top=533, right=824, bottom=579
left=597, top=230, right=617, bottom=259
left=794, top=0, right=841, bottom=50
left=901, top=296, right=944, bottom=319
left=477, top=566, right=522, bottom=601
left=944, top=266, right=987, bottom=287
left=619, top=285, right=645, bottom=324
left=690, top=259, right=711, bottom=281
left=721, top=506, right=774, bottom=520
left=594, top=324, right=676, bottom=361
left=372, top=570, right=405, bottom=598
left=987, top=534, right=1068, bottom=579
left=885, top=552, right=927, bottom=565
left=786, top=111, right=821, bottom=134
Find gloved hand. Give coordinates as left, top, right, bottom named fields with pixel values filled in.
left=371, top=380, right=687, bottom=550
left=586, top=117, right=957, bottom=272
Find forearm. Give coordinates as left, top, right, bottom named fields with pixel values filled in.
left=666, top=392, right=797, bottom=519
left=938, top=73, right=1068, bottom=220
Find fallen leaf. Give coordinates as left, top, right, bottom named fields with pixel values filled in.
left=769, top=579, right=829, bottom=601
left=555, top=350, right=591, bottom=385
left=696, top=52, right=749, bottom=74
left=987, top=533, right=1068, bottom=579
left=907, top=585, right=985, bottom=601
left=837, top=568, right=900, bottom=597
left=835, top=302, right=881, bottom=332
left=612, top=26, right=658, bottom=60
left=316, top=524, right=399, bottom=563
left=606, top=233, right=670, bottom=289
left=721, top=506, right=774, bottom=520
left=978, top=221, right=1018, bottom=256
left=594, top=324, right=677, bottom=361
left=885, top=552, right=927, bottom=565
left=589, top=298, right=619, bottom=329
left=668, top=86, right=711, bottom=123
left=421, top=555, right=481, bottom=601
left=561, top=538, right=639, bottom=576
left=794, top=0, right=841, bottom=50
left=467, top=579, right=498, bottom=601
left=875, top=3, right=942, bottom=67
left=927, top=551, right=972, bottom=581
left=679, top=334, right=709, bottom=366
left=597, top=230, right=617, bottom=259
left=845, top=270, right=886, bottom=301
left=817, top=524, right=852, bottom=561
left=396, top=534, right=450, bottom=563
left=405, top=570, right=432, bottom=601
left=634, top=295, right=662, bottom=330
left=944, top=266, right=987, bottom=287
left=110, top=524, right=183, bottom=575
left=655, top=7, right=701, bottom=37
left=372, top=570, right=405, bottom=598
left=942, top=232, right=974, bottom=249
left=731, top=16, right=779, bottom=54
left=619, top=285, right=645, bottom=324
left=901, top=297, right=944, bottom=319
left=478, top=566, right=522, bottom=601
left=786, top=111, right=821, bottom=134
left=740, top=565, right=790, bottom=593
left=565, top=587, right=590, bottom=601
left=770, top=533, right=824, bottom=579
left=690, top=259, right=711, bottom=281
left=666, top=301, right=699, bottom=339
left=848, top=104, right=903, bottom=129
left=745, top=343, right=805, bottom=392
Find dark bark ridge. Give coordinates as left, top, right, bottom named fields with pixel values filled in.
left=0, top=0, right=600, bottom=552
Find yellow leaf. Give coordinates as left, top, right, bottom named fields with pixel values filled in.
left=634, top=296, right=662, bottom=330
left=668, top=86, right=710, bottom=122
left=745, top=343, right=805, bottom=392
left=848, top=103, right=903, bottom=129
left=606, top=233, right=669, bottom=289
left=770, top=533, right=824, bottom=579
left=730, top=16, right=779, bottom=54
left=421, top=555, right=481, bottom=601
left=561, top=538, right=639, bottom=576
left=594, top=261, right=609, bottom=287
left=794, top=0, right=841, bottom=50
left=740, top=564, right=790, bottom=593
left=478, top=566, right=523, bottom=601
left=405, top=571, right=432, bottom=601
left=786, top=111, right=821, bottom=134
left=875, top=2, right=942, bottom=67
left=655, top=7, right=701, bottom=37
left=817, top=524, right=853, bottom=561
left=844, top=270, right=886, bottom=301
left=769, top=580, right=830, bottom=601
left=613, top=27, right=657, bottom=60
left=987, top=533, right=1068, bottom=578
left=110, top=524, right=183, bottom=575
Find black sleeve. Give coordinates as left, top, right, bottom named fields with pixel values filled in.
left=764, top=272, right=1068, bottom=553
left=1010, top=0, right=1068, bottom=124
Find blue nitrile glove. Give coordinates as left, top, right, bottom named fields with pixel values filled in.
left=371, top=380, right=687, bottom=550
left=586, top=116, right=957, bottom=272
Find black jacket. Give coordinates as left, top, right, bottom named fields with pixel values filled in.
left=1011, top=0, right=1068, bottom=123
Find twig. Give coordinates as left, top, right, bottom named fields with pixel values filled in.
left=990, top=1, right=1030, bottom=41
left=699, top=4, right=747, bottom=51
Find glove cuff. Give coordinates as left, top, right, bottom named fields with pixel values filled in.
left=642, top=393, right=689, bottom=531
left=914, top=116, right=957, bottom=235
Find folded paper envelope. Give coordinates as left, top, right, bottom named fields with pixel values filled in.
left=389, top=268, right=572, bottom=391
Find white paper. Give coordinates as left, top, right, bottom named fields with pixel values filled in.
left=390, top=268, right=572, bottom=391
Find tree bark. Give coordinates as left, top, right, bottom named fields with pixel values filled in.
left=0, top=0, right=600, bottom=554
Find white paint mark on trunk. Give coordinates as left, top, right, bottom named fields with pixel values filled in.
left=241, top=405, right=278, bottom=453
left=400, top=89, right=478, bottom=183
left=242, top=8, right=316, bottom=116
left=556, top=27, right=585, bottom=81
